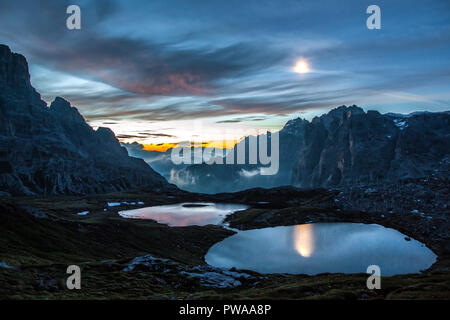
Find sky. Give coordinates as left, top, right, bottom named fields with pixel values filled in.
left=0, top=0, right=449, bottom=149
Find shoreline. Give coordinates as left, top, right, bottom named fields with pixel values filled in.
left=0, top=184, right=449, bottom=299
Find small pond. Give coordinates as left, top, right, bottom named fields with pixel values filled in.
left=205, top=223, right=437, bottom=275
left=118, top=202, right=248, bottom=227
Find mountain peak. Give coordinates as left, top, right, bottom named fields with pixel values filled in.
left=0, top=44, right=12, bottom=57
left=96, top=126, right=117, bottom=140
left=0, top=44, right=31, bottom=86
left=0, top=44, right=42, bottom=104
left=327, top=105, right=365, bottom=118
left=282, top=117, right=308, bottom=134
left=50, top=96, right=72, bottom=111
left=0, top=44, right=170, bottom=195
left=49, top=96, right=86, bottom=124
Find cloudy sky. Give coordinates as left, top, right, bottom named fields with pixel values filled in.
left=1, top=0, right=449, bottom=148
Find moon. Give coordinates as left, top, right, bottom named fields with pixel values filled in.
left=294, top=59, right=310, bottom=74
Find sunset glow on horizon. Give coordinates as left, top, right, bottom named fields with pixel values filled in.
left=142, top=140, right=239, bottom=152
left=3, top=0, right=447, bottom=149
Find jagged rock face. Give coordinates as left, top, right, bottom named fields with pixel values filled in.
left=0, top=44, right=170, bottom=196
left=291, top=106, right=450, bottom=188
left=0, top=45, right=44, bottom=107
left=168, top=104, right=449, bottom=193
left=169, top=120, right=308, bottom=194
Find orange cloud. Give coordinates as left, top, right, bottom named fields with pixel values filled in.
left=142, top=140, right=238, bottom=153
left=142, top=143, right=179, bottom=152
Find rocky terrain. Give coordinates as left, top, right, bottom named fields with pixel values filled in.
left=0, top=188, right=448, bottom=300
left=165, top=105, right=449, bottom=194
left=151, top=125, right=304, bottom=194
left=0, top=45, right=171, bottom=196
left=291, top=106, right=450, bottom=188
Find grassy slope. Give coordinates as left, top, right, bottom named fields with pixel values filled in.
left=0, top=194, right=449, bottom=300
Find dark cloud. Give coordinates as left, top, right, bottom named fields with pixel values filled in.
left=84, top=104, right=231, bottom=121
left=0, top=0, right=287, bottom=96
left=30, top=36, right=283, bottom=96
left=116, top=134, right=144, bottom=139
left=216, top=116, right=267, bottom=123
left=117, top=132, right=176, bottom=139
left=139, top=133, right=176, bottom=138
left=0, top=0, right=449, bottom=124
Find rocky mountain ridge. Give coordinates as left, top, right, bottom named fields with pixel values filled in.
left=0, top=44, right=171, bottom=196
left=166, top=105, right=449, bottom=193
left=291, top=105, right=450, bottom=188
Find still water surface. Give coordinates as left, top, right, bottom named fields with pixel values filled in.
left=119, top=202, right=248, bottom=226
left=205, top=223, right=437, bottom=275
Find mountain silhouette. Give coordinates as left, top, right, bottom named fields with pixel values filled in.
left=0, top=44, right=171, bottom=196
left=167, top=105, right=449, bottom=193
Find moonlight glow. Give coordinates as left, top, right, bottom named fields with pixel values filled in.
left=294, top=60, right=310, bottom=73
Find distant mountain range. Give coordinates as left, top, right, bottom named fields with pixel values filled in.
left=128, top=106, right=450, bottom=194
left=0, top=44, right=171, bottom=196
left=1, top=44, right=448, bottom=196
